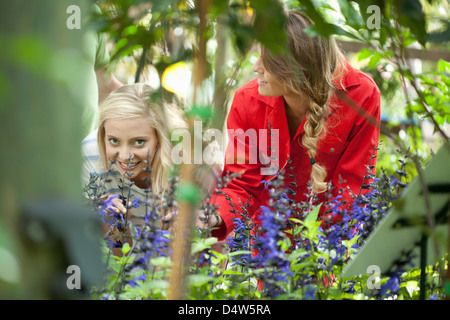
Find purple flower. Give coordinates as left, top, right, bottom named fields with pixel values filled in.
left=105, top=238, right=124, bottom=249
left=380, top=277, right=400, bottom=296
left=98, top=194, right=120, bottom=221
left=132, top=197, right=141, bottom=208
left=226, top=217, right=256, bottom=267
left=126, top=274, right=147, bottom=288
left=303, top=285, right=316, bottom=300
left=255, top=205, right=292, bottom=297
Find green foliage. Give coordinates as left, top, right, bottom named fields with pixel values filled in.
left=91, top=204, right=448, bottom=301
left=88, top=149, right=448, bottom=300
left=86, top=0, right=449, bottom=301
left=177, top=182, right=201, bottom=204
left=92, top=0, right=449, bottom=161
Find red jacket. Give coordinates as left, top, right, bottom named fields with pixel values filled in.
left=210, top=64, right=381, bottom=241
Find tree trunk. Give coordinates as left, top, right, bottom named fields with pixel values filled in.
left=0, top=0, right=102, bottom=299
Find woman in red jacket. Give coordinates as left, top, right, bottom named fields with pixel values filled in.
left=198, top=11, right=381, bottom=241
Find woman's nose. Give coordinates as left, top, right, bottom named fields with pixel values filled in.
left=118, top=148, right=134, bottom=162
left=251, top=56, right=263, bottom=74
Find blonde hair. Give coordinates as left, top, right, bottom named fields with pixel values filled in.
left=261, top=11, right=347, bottom=193
left=97, top=83, right=187, bottom=195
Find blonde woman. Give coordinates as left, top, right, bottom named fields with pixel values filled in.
left=81, top=83, right=186, bottom=253
left=202, top=11, right=381, bottom=242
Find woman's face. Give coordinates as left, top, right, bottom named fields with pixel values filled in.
left=104, top=117, right=159, bottom=184
left=251, top=47, right=291, bottom=98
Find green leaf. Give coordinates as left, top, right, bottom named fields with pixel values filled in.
left=122, top=242, right=131, bottom=255
left=176, top=183, right=200, bottom=204
left=122, top=25, right=138, bottom=37
left=418, top=74, right=437, bottom=86
left=150, top=256, right=171, bottom=267
left=290, top=261, right=319, bottom=271
left=438, top=59, right=450, bottom=73
left=424, top=94, right=435, bottom=106
left=304, top=203, right=322, bottom=224
left=358, top=48, right=375, bottom=61
left=297, top=0, right=335, bottom=37
left=250, top=0, right=288, bottom=54
left=228, top=250, right=252, bottom=257
left=279, top=236, right=291, bottom=252
left=338, top=0, right=363, bottom=29
left=145, top=279, right=170, bottom=290
left=401, top=280, right=419, bottom=298
left=342, top=235, right=360, bottom=250
left=191, top=237, right=218, bottom=254
left=427, top=28, right=450, bottom=44
left=408, top=102, right=425, bottom=113
left=436, top=114, right=445, bottom=126
left=187, top=274, right=215, bottom=287
left=394, top=0, right=427, bottom=46
left=185, top=105, right=214, bottom=120
left=222, top=269, right=244, bottom=276
left=303, top=221, right=322, bottom=241
left=331, top=24, right=362, bottom=41
left=288, top=217, right=303, bottom=224
left=288, top=249, right=308, bottom=262
left=368, top=51, right=382, bottom=69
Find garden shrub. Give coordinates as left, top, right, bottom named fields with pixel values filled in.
left=85, top=144, right=448, bottom=300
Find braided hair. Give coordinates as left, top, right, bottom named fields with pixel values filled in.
left=261, top=11, right=347, bottom=193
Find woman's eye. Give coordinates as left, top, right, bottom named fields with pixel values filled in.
left=108, top=138, right=118, bottom=145
left=135, top=140, right=146, bottom=146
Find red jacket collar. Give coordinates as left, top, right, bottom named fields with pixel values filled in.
left=337, top=60, right=361, bottom=89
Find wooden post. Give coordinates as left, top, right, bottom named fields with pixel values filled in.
left=168, top=0, right=211, bottom=300
left=446, top=203, right=450, bottom=300
left=167, top=122, right=196, bottom=300
left=0, top=0, right=102, bottom=299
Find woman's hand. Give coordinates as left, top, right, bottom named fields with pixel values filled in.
left=104, top=194, right=128, bottom=215
left=195, top=210, right=223, bottom=229
left=160, top=208, right=223, bottom=231
left=161, top=208, right=177, bottom=231
left=100, top=194, right=133, bottom=257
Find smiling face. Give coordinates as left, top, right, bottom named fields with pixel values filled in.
left=104, top=117, right=159, bottom=186
left=251, top=47, right=293, bottom=98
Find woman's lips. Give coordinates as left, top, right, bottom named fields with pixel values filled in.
left=117, top=161, right=141, bottom=171
left=257, top=78, right=268, bottom=85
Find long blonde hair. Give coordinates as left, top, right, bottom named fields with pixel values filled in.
left=261, top=11, right=347, bottom=193
left=97, top=83, right=186, bottom=195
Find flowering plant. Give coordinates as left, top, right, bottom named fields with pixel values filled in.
left=86, top=147, right=447, bottom=300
